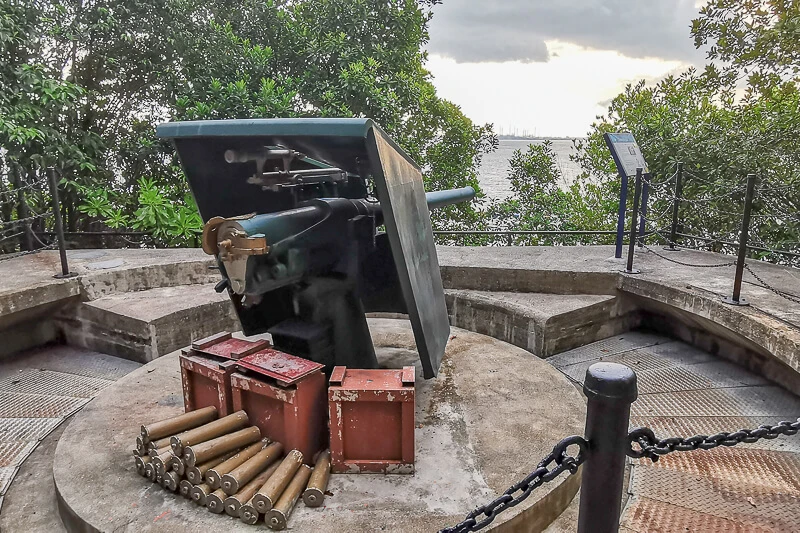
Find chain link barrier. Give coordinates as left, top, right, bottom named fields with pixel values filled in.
left=439, top=435, right=588, bottom=533
left=743, top=263, right=800, bottom=304
left=628, top=419, right=800, bottom=462
left=641, top=242, right=737, bottom=268
left=441, top=418, right=800, bottom=532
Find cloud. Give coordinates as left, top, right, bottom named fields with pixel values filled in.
left=427, top=0, right=704, bottom=64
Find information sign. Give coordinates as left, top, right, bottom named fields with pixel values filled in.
left=604, top=133, right=648, bottom=177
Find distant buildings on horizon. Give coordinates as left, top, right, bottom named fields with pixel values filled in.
left=495, top=125, right=580, bottom=141
left=497, top=134, right=580, bottom=141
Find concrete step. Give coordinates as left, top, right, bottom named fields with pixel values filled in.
left=58, top=284, right=239, bottom=363
left=445, top=290, right=639, bottom=357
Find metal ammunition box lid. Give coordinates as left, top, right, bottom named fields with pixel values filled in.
left=328, top=366, right=415, bottom=391
left=236, top=349, right=325, bottom=386
left=190, top=332, right=270, bottom=360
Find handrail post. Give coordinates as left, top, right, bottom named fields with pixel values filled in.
left=665, top=163, right=683, bottom=251
left=637, top=175, right=649, bottom=248
left=614, top=172, right=629, bottom=258
left=622, top=168, right=642, bottom=274
left=577, top=362, right=638, bottom=533
left=724, top=174, right=756, bottom=305
left=48, top=168, right=76, bottom=279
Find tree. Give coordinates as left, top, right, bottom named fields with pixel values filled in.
left=692, top=0, right=800, bottom=87
left=485, top=141, right=618, bottom=246
left=174, top=0, right=494, bottom=230
left=38, top=0, right=493, bottom=242
left=568, top=69, right=800, bottom=258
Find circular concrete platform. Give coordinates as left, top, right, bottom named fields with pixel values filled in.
left=54, top=319, right=586, bottom=532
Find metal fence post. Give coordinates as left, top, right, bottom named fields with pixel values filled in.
left=665, top=162, right=683, bottom=251
left=614, top=173, right=629, bottom=258
left=622, top=168, right=642, bottom=274
left=637, top=175, right=649, bottom=248
left=577, top=362, right=638, bottom=533
left=47, top=168, right=75, bottom=279
left=724, top=173, right=756, bottom=305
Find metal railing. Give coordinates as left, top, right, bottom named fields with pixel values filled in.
left=620, top=166, right=800, bottom=305
left=0, top=166, right=74, bottom=277
left=440, top=362, right=800, bottom=533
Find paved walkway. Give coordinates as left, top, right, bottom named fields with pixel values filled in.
left=548, top=331, right=800, bottom=532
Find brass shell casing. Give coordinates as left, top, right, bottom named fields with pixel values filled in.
left=302, top=450, right=331, bottom=507
left=141, top=406, right=217, bottom=442
left=170, top=410, right=249, bottom=455
left=183, top=426, right=261, bottom=467
left=253, top=450, right=304, bottom=513
left=265, top=465, right=312, bottom=530
left=221, top=442, right=283, bottom=495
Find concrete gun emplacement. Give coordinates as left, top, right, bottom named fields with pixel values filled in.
left=157, top=118, right=474, bottom=379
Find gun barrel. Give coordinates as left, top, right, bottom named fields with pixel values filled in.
left=425, top=186, right=475, bottom=210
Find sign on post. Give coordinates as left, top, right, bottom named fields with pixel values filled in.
left=604, top=132, right=650, bottom=258
left=605, top=133, right=648, bottom=177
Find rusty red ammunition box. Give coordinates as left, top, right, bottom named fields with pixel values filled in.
left=180, top=334, right=270, bottom=415
left=328, top=366, right=415, bottom=474
left=231, top=349, right=327, bottom=466
left=192, top=332, right=270, bottom=360
left=180, top=353, right=237, bottom=416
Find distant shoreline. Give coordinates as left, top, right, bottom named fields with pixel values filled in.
left=497, top=135, right=582, bottom=141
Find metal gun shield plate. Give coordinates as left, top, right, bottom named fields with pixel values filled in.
left=157, top=118, right=451, bottom=378
left=365, top=128, right=449, bottom=379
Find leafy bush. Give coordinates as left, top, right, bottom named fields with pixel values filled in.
left=78, top=178, right=201, bottom=247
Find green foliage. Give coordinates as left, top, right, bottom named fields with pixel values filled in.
left=173, top=0, right=493, bottom=230
left=486, top=142, right=617, bottom=245
left=568, top=69, right=800, bottom=253
left=692, top=0, right=800, bottom=87
left=1, top=0, right=492, bottom=244
left=494, top=5, right=800, bottom=258
left=79, top=178, right=201, bottom=246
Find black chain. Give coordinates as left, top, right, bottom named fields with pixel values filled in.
left=642, top=242, right=737, bottom=268
left=627, top=419, right=800, bottom=462
left=439, top=435, right=587, bottom=533
left=743, top=263, right=800, bottom=304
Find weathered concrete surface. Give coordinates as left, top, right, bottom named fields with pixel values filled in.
left=58, top=284, right=238, bottom=363
left=53, top=319, right=586, bottom=533
left=0, top=249, right=212, bottom=322
left=0, top=249, right=222, bottom=361
left=446, top=290, right=639, bottom=357
left=0, top=421, right=69, bottom=533
left=0, top=344, right=141, bottom=530
left=438, top=246, right=800, bottom=391
left=3, top=245, right=799, bottom=389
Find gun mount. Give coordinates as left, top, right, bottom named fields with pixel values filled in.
left=157, top=118, right=474, bottom=379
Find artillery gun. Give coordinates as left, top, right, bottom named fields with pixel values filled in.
left=157, top=118, right=474, bottom=378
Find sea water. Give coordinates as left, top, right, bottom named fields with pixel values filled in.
left=477, top=139, right=582, bottom=201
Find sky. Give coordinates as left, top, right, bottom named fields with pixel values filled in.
left=425, top=0, right=708, bottom=137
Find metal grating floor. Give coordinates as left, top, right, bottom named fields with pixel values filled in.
left=0, top=345, right=141, bottom=509
left=550, top=331, right=800, bottom=533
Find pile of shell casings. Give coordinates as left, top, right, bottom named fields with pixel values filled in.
left=134, top=406, right=331, bottom=530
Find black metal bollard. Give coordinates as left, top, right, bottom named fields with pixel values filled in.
left=622, top=168, right=643, bottom=274
left=47, top=167, right=76, bottom=279
left=577, top=362, right=638, bottom=533
left=665, top=162, right=683, bottom=251
left=724, top=174, right=756, bottom=305
left=637, top=175, right=649, bottom=248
